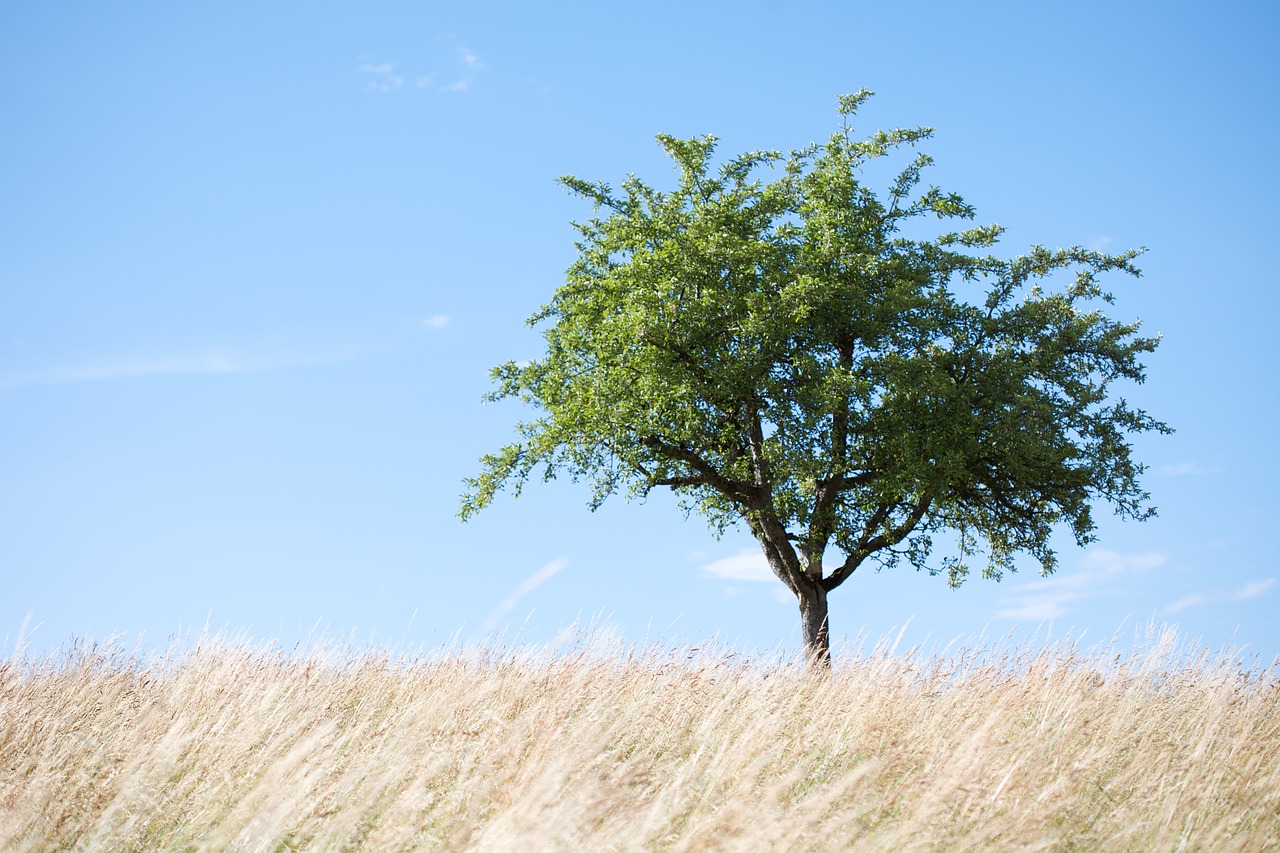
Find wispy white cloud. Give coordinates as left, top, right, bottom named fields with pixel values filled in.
left=696, top=548, right=830, bottom=606
left=421, top=314, right=452, bottom=330
left=359, top=62, right=404, bottom=91
left=363, top=40, right=486, bottom=95
left=480, top=558, right=569, bottom=636
left=699, top=549, right=773, bottom=583
left=1164, top=593, right=1209, bottom=615
left=1079, top=549, right=1167, bottom=574
left=0, top=347, right=358, bottom=391
left=1232, top=578, right=1275, bottom=600
left=994, top=548, right=1168, bottom=622
left=994, top=584, right=1089, bottom=621
left=1156, top=462, right=1219, bottom=477
left=1162, top=577, right=1275, bottom=615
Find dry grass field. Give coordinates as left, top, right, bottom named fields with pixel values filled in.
left=2, top=625, right=1277, bottom=851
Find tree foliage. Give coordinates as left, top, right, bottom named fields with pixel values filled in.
left=461, top=91, right=1169, bottom=663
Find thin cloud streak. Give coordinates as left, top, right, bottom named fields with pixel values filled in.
left=701, top=547, right=1171, bottom=620
left=358, top=62, right=404, bottom=91
left=700, top=550, right=773, bottom=583
left=0, top=347, right=360, bottom=390
left=480, top=558, right=569, bottom=637
left=994, top=587, right=1086, bottom=621
left=1162, top=578, right=1274, bottom=615
left=368, top=42, right=486, bottom=94
left=1233, top=578, right=1276, bottom=600
left=698, top=549, right=816, bottom=606
left=457, top=46, right=485, bottom=69
left=1079, top=549, right=1168, bottom=574
left=363, top=43, right=485, bottom=95
left=1164, top=593, right=1209, bottom=615
left=994, top=549, right=1168, bottom=622
left=1157, top=462, right=1219, bottom=477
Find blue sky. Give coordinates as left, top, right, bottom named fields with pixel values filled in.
left=3, top=2, right=1278, bottom=662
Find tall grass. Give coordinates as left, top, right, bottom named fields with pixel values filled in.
left=2, top=625, right=1277, bottom=850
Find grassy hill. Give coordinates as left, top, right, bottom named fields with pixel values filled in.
left=2, top=626, right=1276, bottom=850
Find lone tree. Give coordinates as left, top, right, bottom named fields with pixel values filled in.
left=461, top=91, right=1169, bottom=665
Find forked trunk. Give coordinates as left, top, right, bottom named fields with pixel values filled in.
left=798, top=583, right=831, bottom=667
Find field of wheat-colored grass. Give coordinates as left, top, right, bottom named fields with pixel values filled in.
left=2, top=624, right=1277, bottom=851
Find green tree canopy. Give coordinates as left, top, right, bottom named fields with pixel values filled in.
left=461, top=91, right=1169, bottom=664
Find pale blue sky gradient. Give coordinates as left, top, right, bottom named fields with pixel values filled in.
left=3, top=2, right=1277, bottom=660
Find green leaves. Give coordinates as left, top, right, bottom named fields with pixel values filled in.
left=463, top=92, right=1167, bottom=602
left=836, top=89, right=876, bottom=116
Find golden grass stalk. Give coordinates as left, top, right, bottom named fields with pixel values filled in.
left=2, top=624, right=1277, bottom=850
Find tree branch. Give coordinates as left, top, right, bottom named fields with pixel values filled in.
left=806, top=340, right=857, bottom=559
left=823, top=494, right=932, bottom=591
left=836, top=471, right=878, bottom=491
left=743, top=401, right=772, bottom=494
left=639, top=436, right=751, bottom=504
left=745, top=512, right=807, bottom=595
left=652, top=476, right=711, bottom=489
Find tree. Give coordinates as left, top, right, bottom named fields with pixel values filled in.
left=460, top=91, right=1169, bottom=665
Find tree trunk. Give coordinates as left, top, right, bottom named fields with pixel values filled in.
left=798, top=582, right=831, bottom=667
